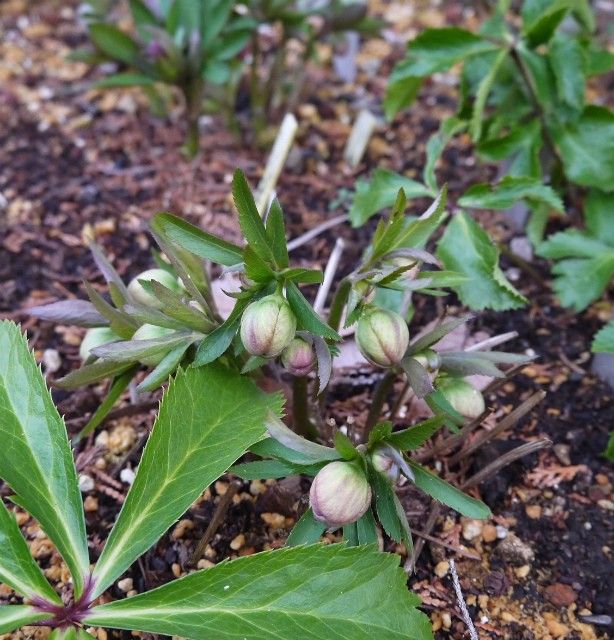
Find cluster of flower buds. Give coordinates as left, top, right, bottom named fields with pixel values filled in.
left=309, top=461, right=372, bottom=528
left=127, top=268, right=183, bottom=309
left=356, top=307, right=409, bottom=368
left=439, top=376, right=485, bottom=419
left=240, top=293, right=297, bottom=359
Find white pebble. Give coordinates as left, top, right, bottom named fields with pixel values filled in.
left=78, top=475, right=94, bottom=493
left=120, top=468, right=136, bottom=485
left=43, top=349, right=62, bottom=374
left=496, top=525, right=508, bottom=539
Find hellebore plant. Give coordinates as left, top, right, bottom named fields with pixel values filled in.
left=0, top=320, right=434, bottom=639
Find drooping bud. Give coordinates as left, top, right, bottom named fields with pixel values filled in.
left=131, top=323, right=175, bottom=366
left=79, top=327, right=120, bottom=361
left=413, top=349, right=441, bottom=372
left=281, top=337, right=316, bottom=376
left=128, top=268, right=182, bottom=309
left=356, top=307, right=409, bottom=367
left=240, top=294, right=296, bottom=358
left=309, top=461, right=372, bottom=528
left=439, top=377, right=485, bottom=419
left=370, top=445, right=400, bottom=483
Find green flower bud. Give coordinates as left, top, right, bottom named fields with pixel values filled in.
left=356, top=307, right=409, bottom=367
left=413, top=349, right=441, bottom=371
left=309, top=461, right=372, bottom=528
left=240, top=294, right=296, bottom=358
left=127, top=268, right=182, bottom=309
left=370, top=445, right=400, bottom=483
left=281, top=337, right=316, bottom=376
left=79, top=327, right=120, bottom=361
left=131, top=323, right=175, bottom=366
left=439, top=377, right=485, bottom=419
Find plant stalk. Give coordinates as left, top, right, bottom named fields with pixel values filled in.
left=292, top=375, right=318, bottom=440
left=364, top=370, right=397, bottom=437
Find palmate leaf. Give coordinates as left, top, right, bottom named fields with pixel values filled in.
left=91, top=364, right=283, bottom=598
left=0, top=321, right=90, bottom=597
left=0, top=606, right=47, bottom=635
left=85, top=544, right=433, bottom=640
left=0, top=499, right=60, bottom=603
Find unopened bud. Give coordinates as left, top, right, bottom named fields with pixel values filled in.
left=370, top=445, right=400, bottom=483
left=356, top=307, right=409, bottom=367
left=414, top=349, right=441, bottom=371
left=439, top=377, right=485, bottom=419
left=79, top=327, right=119, bottom=361
left=144, top=39, right=166, bottom=61
left=131, top=323, right=174, bottom=366
left=128, top=268, right=182, bottom=309
left=281, top=337, right=316, bottom=376
left=309, top=461, right=372, bottom=528
left=240, top=294, right=296, bottom=358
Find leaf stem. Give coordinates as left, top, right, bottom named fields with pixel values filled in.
left=292, top=376, right=318, bottom=440
left=327, top=277, right=351, bottom=331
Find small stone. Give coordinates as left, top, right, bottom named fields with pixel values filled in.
left=545, top=583, right=577, bottom=607
left=230, top=534, right=245, bottom=551
left=544, top=613, right=570, bottom=638
left=482, top=524, right=497, bottom=543
left=197, top=559, right=215, bottom=569
left=117, top=578, right=133, bottom=593
left=120, top=468, right=135, bottom=485
left=598, top=499, right=614, bottom=511
left=461, top=519, right=483, bottom=541
left=514, top=564, right=530, bottom=579
left=78, top=475, right=95, bottom=493
left=434, top=561, right=449, bottom=578
left=596, top=473, right=609, bottom=486
left=249, top=480, right=267, bottom=495
left=553, top=444, right=571, bottom=466
left=261, top=512, right=286, bottom=529
left=83, top=496, right=98, bottom=512
left=495, top=525, right=508, bottom=539
left=171, top=519, right=194, bottom=540
left=500, top=611, right=515, bottom=622
left=171, top=563, right=182, bottom=578
left=42, top=349, right=62, bottom=373
left=525, top=504, right=542, bottom=519
left=215, top=481, right=228, bottom=496
left=495, top=533, right=534, bottom=566
left=441, top=612, right=451, bottom=629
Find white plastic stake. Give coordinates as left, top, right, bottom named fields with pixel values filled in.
left=343, top=109, right=379, bottom=168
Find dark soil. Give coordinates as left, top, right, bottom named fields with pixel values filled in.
left=1, top=1, right=613, bottom=639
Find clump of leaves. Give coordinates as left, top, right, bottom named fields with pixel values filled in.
left=384, top=0, right=613, bottom=243
left=0, top=320, right=434, bottom=639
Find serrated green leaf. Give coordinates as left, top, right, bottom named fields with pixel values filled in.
left=592, top=322, right=614, bottom=353
left=333, top=431, right=358, bottom=459
left=193, top=298, right=247, bottom=366
left=521, top=0, right=570, bottom=45
left=424, top=117, right=467, bottom=191
left=549, top=33, right=586, bottom=114
left=28, top=300, right=107, bottom=328
left=371, top=469, right=404, bottom=544
left=286, top=281, right=342, bottom=341
left=585, top=190, right=614, bottom=244
left=0, top=499, right=60, bottom=602
left=349, top=169, right=432, bottom=227
left=89, top=23, right=139, bottom=63
left=86, top=544, right=433, bottom=640
left=355, top=508, right=379, bottom=545
left=0, top=321, right=89, bottom=596
left=150, top=213, right=243, bottom=267
left=552, top=106, right=614, bottom=191
left=286, top=509, right=327, bottom=546
left=91, top=364, right=282, bottom=598
left=401, top=356, right=434, bottom=398
left=386, top=416, right=446, bottom=451
left=436, top=212, right=528, bottom=310
left=54, top=359, right=134, bottom=390
left=470, top=47, right=508, bottom=141
left=136, top=342, right=190, bottom=392
left=408, top=460, right=491, bottom=519
left=459, top=176, right=563, bottom=212
left=230, top=458, right=321, bottom=480
left=265, top=199, right=290, bottom=269
left=0, top=606, right=47, bottom=634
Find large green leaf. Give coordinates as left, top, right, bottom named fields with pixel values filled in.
left=459, top=176, right=563, bottom=212
left=91, top=364, right=283, bottom=598
left=89, top=23, right=139, bottom=64
left=436, top=212, right=528, bottom=310
left=0, top=606, right=47, bottom=634
left=349, top=169, right=432, bottom=227
left=384, top=28, right=499, bottom=118
left=151, top=213, right=243, bottom=266
left=549, top=33, right=586, bottom=114
left=585, top=190, right=614, bottom=244
left=0, top=499, right=60, bottom=603
left=552, top=106, right=614, bottom=191
left=592, top=322, right=614, bottom=353
left=408, top=461, right=491, bottom=519
left=470, top=48, right=509, bottom=141
left=85, top=544, right=433, bottom=640
left=423, top=117, right=467, bottom=192
left=0, top=321, right=89, bottom=596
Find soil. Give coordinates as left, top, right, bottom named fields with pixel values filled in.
left=1, top=1, right=613, bottom=639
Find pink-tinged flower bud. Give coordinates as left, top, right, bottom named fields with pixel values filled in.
left=240, top=294, right=296, bottom=358
left=309, top=461, right=372, bottom=528
left=356, top=307, right=409, bottom=367
left=281, top=337, right=316, bottom=376
left=439, top=377, right=485, bottom=419
left=144, top=39, right=166, bottom=61
left=128, top=268, right=182, bottom=309
left=79, top=327, right=120, bottom=361
left=370, top=445, right=400, bottom=483
left=131, top=323, right=174, bottom=366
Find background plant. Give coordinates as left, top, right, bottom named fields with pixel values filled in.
left=0, top=319, right=433, bottom=639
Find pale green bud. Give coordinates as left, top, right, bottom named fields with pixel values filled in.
left=79, top=327, right=120, bottom=361
left=370, top=445, right=400, bottom=483
left=281, top=337, right=316, bottom=376
left=309, top=461, right=372, bottom=528
left=131, top=323, right=175, bottom=366
left=439, top=377, right=485, bottom=419
left=356, top=307, right=409, bottom=367
left=127, top=268, right=182, bottom=309
left=240, top=294, right=296, bottom=358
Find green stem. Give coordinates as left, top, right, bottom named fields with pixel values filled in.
left=182, top=79, right=204, bottom=158
left=327, top=278, right=351, bottom=331
left=292, top=376, right=318, bottom=440
left=364, top=370, right=397, bottom=439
